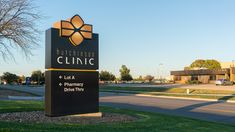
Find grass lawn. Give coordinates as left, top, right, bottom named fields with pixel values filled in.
left=100, top=86, right=235, bottom=101
left=0, top=100, right=235, bottom=131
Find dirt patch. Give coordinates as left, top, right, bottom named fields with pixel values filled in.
left=0, top=89, right=34, bottom=98
left=0, top=111, right=138, bottom=124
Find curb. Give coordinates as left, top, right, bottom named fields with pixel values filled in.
left=135, top=94, right=235, bottom=103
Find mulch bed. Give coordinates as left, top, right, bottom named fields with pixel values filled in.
left=0, top=111, right=138, bottom=124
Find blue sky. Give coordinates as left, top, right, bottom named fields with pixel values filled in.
left=1, top=0, right=235, bottom=78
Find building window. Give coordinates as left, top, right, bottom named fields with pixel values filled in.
left=210, top=75, right=216, bottom=80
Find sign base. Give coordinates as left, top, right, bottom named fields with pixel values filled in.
left=69, top=112, right=102, bottom=117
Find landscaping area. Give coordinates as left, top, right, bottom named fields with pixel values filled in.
left=0, top=100, right=235, bottom=131
left=100, top=86, right=235, bottom=101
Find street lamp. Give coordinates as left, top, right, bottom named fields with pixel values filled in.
left=159, top=63, right=163, bottom=80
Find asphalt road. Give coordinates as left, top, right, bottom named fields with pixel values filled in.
left=100, top=92, right=235, bottom=124
left=0, top=85, right=44, bottom=96
left=1, top=85, right=235, bottom=124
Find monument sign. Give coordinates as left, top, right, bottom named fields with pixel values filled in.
left=45, top=15, right=99, bottom=117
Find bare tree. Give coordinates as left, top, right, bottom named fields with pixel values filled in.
left=0, top=0, right=41, bottom=60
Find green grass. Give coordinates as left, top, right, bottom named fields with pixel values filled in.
left=0, top=100, right=235, bottom=131
left=0, top=100, right=44, bottom=113
left=100, top=86, right=235, bottom=101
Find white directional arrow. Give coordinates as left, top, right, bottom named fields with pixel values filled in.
left=59, top=75, right=62, bottom=79
left=59, top=83, right=62, bottom=86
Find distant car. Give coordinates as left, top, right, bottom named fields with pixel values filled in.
left=215, top=79, right=233, bottom=86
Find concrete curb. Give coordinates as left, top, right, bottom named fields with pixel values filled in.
left=135, top=94, right=235, bottom=103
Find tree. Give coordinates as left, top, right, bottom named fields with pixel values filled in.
left=0, top=0, right=41, bottom=60
left=135, top=75, right=144, bottom=81
left=119, top=65, right=133, bottom=81
left=205, top=60, right=221, bottom=69
left=144, top=75, right=154, bottom=82
left=18, top=75, right=25, bottom=84
left=190, top=59, right=221, bottom=69
left=40, top=72, right=45, bottom=82
left=31, top=70, right=43, bottom=84
left=99, top=71, right=116, bottom=81
left=190, top=59, right=206, bottom=68
left=2, top=72, right=18, bottom=84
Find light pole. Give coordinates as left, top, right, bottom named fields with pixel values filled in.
left=159, top=63, right=163, bottom=81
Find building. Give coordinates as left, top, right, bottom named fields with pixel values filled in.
left=171, top=62, right=235, bottom=84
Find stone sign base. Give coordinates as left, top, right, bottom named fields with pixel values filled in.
left=70, top=112, right=103, bottom=117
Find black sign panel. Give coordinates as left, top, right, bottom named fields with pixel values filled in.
left=45, top=15, right=99, bottom=117
left=45, top=70, right=99, bottom=117
left=45, top=28, right=99, bottom=70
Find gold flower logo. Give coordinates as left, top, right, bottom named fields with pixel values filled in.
left=53, top=15, right=92, bottom=46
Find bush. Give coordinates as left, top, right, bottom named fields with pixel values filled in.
left=186, top=80, right=202, bottom=84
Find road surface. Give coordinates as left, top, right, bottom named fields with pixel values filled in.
left=0, top=85, right=44, bottom=96
left=100, top=92, right=235, bottom=124
left=1, top=85, right=235, bottom=124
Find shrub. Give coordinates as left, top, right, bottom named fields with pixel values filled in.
left=186, top=80, right=202, bottom=84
